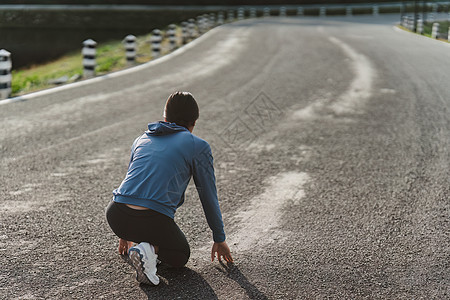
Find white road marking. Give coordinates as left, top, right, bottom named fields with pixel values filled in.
left=294, top=36, right=375, bottom=119
left=328, top=36, right=374, bottom=114
left=228, top=171, right=309, bottom=252
left=8, top=183, right=40, bottom=196
left=380, top=88, right=396, bottom=94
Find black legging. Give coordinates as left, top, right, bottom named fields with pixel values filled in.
left=106, top=201, right=190, bottom=268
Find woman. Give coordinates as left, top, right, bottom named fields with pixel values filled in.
left=106, top=91, right=233, bottom=286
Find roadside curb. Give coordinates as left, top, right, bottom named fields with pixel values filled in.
left=393, top=24, right=450, bottom=48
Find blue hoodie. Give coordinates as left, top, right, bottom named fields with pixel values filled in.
left=113, top=121, right=225, bottom=243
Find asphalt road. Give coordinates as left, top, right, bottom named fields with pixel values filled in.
left=1, top=14, right=449, bottom=299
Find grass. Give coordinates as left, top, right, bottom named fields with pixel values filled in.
left=11, top=52, right=83, bottom=95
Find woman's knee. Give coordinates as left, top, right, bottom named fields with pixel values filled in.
left=161, top=248, right=190, bottom=268
left=169, top=253, right=190, bottom=268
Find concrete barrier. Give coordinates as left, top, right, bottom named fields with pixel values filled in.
left=150, top=29, right=162, bottom=58
left=373, top=5, right=379, bottom=16
left=217, top=11, right=224, bottom=24
left=123, top=35, right=136, bottom=65
left=238, top=7, right=244, bottom=20
left=197, top=15, right=204, bottom=34
left=408, top=17, right=413, bottom=30
left=209, top=13, right=216, bottom=27
left=228, top=10, right=234, bottom=22
left=82, top=39, right=97, bottom=78
left=346, top=7, right=352, bottom=17
left=431, top=22, right=439, bottom=39
left=203, top=14, right=211, bottom=30
left=188, top=18, right=196, bottom=40
left=403, top=16, right=408, bottom=28
left=181, top=21, right=188, bottom=44
left=416, top=19, right=423, bottom=34
left=167, top=24, right=177, bottom=50
left=0, top=49, right=12, bottom=100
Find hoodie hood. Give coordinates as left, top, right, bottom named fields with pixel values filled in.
left=146, top=121, right=189, bottom=136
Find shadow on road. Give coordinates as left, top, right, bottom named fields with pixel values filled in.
left=139, top=263, right=218, bottom=300
left=120, top=255, right=267, bottom=299
left=216, top=262, right=269, bottom=300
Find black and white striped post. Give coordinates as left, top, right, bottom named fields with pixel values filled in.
left=263, top=7, right=270, bottom=17
left=346, top=7, right=352, bottom=16
left=82, top=39, right=97, bottom=78
left=408, top=17, right=415, bottom=31
left=405, top=16, right=411, bottom=30
left=167, top=24, right=177, bottom=50
left=373, top=5, right=379, bottom=16
left=250, top=8, right=257, bottom=18
left=297, top=7, right=304, bottom=16
left=228, top=10, right=234, bottom=22
left=196, top=16, right=202, bottom=34
left=209, top=13, right=216, bottom=27
left=279, top=7, right=286, bottom=17
left=238, top=7, right=244, bottom=20
left=181, top=22, right=188, bottom=44
left=320, top=7, right=326, bottom=17
left=205, top=14, right=211, bottom=29
left=150, top=29, right=162, bottom=58
left=448, top=26, right=450, bottom=42
left=408, top=16, right=413, bottom=30
left=203, top=14, right=210, bottom=30
left=188, top=19, right=196, bottom=39
left=0, top=49, right=12, bottom=100
left=431, top=23, right=440, bottom=39
left=197, top=15, right=205, bottom=33
left=417, top=19, right=424, bottom=34
left=123, top=35, right=136, bottom=65
left=401, top=16, right=407, bottom=27
left=217, top=11, right=224, bottom=24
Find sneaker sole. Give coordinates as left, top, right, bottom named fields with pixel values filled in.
left=129, top=248, right=155, bottom=286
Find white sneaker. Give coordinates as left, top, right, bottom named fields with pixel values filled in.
left=128, top=242, right=160, bottom=285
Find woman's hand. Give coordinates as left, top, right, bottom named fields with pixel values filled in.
left=211, top=241, right=233, bottom=263
left=118, top=238, right=134, bottom=255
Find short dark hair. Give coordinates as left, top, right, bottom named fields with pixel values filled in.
left=164, top=91, right=199, bottom=129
